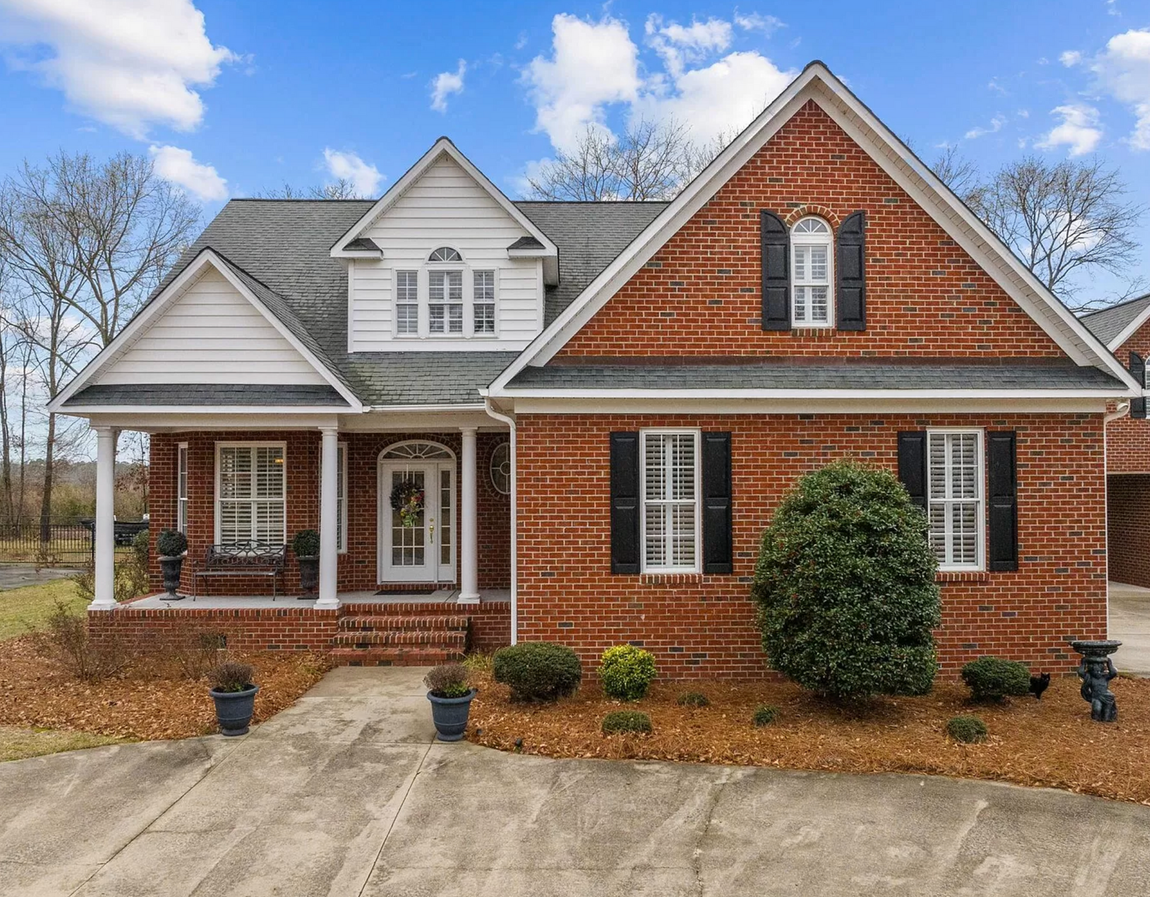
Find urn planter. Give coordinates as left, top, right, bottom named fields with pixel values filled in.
left=159, top=555, right=185, bottom=600
left=210, top=685, right=260, bottom=736
left=427, top=689, right=477, bottom=742
left=297, top=556, right=319, bottom=595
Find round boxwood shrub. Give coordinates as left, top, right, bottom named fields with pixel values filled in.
left=946, top=715, right=988, bottom=744
left=677, top=692, right=710, bottom=708
left=156, top=529, right=187, bottom=558
left=752, top=461, right=941, bottom=701
left=960, top=657, right=1031, bottom=702
left=492, top=642, right=582, bottom=702
left=598, top=644, right=657, bottom=701
left=752, top=705, right=778, bottom=727
left=601, top=710, right=653, bottom=735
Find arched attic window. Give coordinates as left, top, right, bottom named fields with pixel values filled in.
left=790, top=217, right=833, bottom=327
left=429, top=246, right=462, bottom=262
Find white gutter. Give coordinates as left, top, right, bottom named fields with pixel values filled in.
left=1102, top=400, right=1131, bottom=639
left=483, top=397, right=518, bottom=644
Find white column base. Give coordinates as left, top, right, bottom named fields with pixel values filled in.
left=457, top=595, right=480, bottom=606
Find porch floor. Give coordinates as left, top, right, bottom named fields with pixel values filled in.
left=127, top=588, right=510, bottom=610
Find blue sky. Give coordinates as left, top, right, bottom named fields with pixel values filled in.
left=1, top=0, right=1148, bottom=302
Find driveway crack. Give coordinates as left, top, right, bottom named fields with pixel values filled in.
left=356, top=741, right=433, bottom=897
left=691, top=767, right=732, bottom=897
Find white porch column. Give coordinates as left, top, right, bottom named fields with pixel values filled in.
left=459, top=427, right=479, bottom=603
left=91, top=426, right=117, bottom=610
left=315, top=427, right=340, bottom=609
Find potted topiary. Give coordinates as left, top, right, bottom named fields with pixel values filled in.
left=208, top=660, right=259, bottom=736
left=156, top=529, right=188, bottom=600
left=425, top=662, right=476, bottom=742
left=291, top=529, right=320, bottom=596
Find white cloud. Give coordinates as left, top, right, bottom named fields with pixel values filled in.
left=322, top=149, right=383, bottom=196
left=1090, top=29, right=1150, bottom=150
left=1037, top=104, right=1102, bottom=155
left=645, top=14, right=732, bottom=78
left=430, top=59, right=466, bottom=113
left=734, top=12, right=784, bottom=35
left=148, top=145, right=227, bottom=202
left=523, top=14, right=641, bottom=151
left=964, top=113, right=1006, bottom=140
left=1060, top=50, right=1083, bottom=66
left=0, top=0, right=237, bottom=138
left=987, top=77, right=1007, bottom=94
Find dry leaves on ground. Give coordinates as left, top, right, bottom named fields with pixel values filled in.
left=467, top=671, right=1150, bottom=806
left=0, top=636, right=329, bottom=741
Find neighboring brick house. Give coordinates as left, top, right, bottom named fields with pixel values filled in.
left=1081, top=293, right=1150, bottom=588
left=50, top=62, right=1141, bottom=677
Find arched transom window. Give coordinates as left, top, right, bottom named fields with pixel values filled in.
left=429, top=246, right=462, bottom=262
left=381, top=441, right=454, bottom=461
left=790, top=217, right=833, bottom=327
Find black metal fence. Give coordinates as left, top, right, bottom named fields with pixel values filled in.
left=0, top=520, right=148, bottom=566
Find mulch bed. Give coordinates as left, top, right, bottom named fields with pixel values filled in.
left=0, top=636, right=330, bottom=741
left=467, top=671, right=1150, bottom=806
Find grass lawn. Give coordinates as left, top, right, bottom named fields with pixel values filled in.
left=0, top=725, right=124, bottom=762
left=0, top=578, right=87, bottom=641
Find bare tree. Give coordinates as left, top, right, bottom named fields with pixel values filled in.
left=929, top=145, right=984, bottom=208
left=525, top=119, right=722, bottom=201
left=256, top=178, right=365, bottom=199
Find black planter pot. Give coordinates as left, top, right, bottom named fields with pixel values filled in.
left=159, top=555, right=184, bottom=599
left=297, top=556, right=319, bottom=595
left=427, top=689, right=477, bottom=742
left=210, top=685, right=260, bottom=736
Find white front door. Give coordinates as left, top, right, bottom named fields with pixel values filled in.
left=379, top=461, right=456, bottom=583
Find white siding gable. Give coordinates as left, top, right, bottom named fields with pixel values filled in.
left=349, top=153, right=543, bottom=352
left=94, top=267, right=329, bottom=386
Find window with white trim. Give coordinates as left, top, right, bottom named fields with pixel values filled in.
left=395, top=270, right=418, bottom=335
left=791, top=216, right=833, bottom=327
left=177, top=443, right=188, bottom=534
left=428, top=269, right=463, bottom=334
left=216, top=444, right=286, bottom=545
left=473, top=270, right=495, bottom=334
left=337, top=443, right=347, bottom=553
left=927, top=430, right=984, bottom=569
left=641, top=430, right=700, bottom=572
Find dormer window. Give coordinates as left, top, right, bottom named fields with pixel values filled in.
left=791, top=217, right=833, bottom=327
left=393, top=246, right=498, bottom=339
left=429, top=246, right=462, bottom=263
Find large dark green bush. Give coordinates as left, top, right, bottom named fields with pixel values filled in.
left=601, top=710, right=653, bottom=735
left=598, top=644, right=656, bottom=701
left=946, top=715, right=988, bottom=744
left=960, top=657, right=1030, bottom=702
left=753, top=461, right=941, bottom=700
left=493, top=642, right=582, bottom=702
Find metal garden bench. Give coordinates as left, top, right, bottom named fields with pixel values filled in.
left=191, top=541, right=287, bottom=600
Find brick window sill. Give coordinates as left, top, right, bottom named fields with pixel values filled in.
left=936, top=570, right=992, bottom=583
left=641, top=572, right=706, bottom=586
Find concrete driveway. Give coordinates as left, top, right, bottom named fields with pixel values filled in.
left=3, top=668, right=1150, bottom=897
left=1111, top=581, right=1150, bottom=676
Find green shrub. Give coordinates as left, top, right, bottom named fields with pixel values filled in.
left=598, top=644, right=657, bottom=701
left=601, top=710, right=653, bottom=735
left=752, top=705, right=779, bottom=727
left=946, top=715, right=988, bottom=744
left=493, top=642, right=582, bottom=702
left=677, top=692, right=710, bottom=708
left=156, top=529, right=187, bottom=558
left=960, top=657, right=1031, bottom=702
left=752, top=461, right=941, bottom=700
left=291, top=529, right=320, bottom=558
left=132, top=529, right=150, bottom=569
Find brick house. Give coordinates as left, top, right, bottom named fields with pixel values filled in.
left=1081, top=294, right=1150, bottom=588
left=49, top=62, right=1142, bottom=677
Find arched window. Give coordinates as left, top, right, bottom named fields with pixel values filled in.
left=426, top=248, right=463, bottom=333
left=428, top=246, right=462, bottom=262
left=380, top=440, right=455, bottom=461
left=790, top=217, right=833, bottom=327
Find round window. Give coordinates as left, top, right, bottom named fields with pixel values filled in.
left=490, top=442, right=511, bottom=495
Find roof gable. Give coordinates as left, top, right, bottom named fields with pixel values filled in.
left=1081, top=292, right=1150, bottom=350
left=489, top=62, right=1139, bottom=395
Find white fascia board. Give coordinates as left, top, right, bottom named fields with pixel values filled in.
left=343, top=250, right=383, bottom=259
left=495, top=387, right=1129, bottom=401
left=509, top=396, right=1112, bottom=415
left=1106, top=304, right=1150, bottom=353
left=62, top=405, right=354, bottom=416
left=47, top=249, right=363, bottom=413
left=330, top=138, right=558, bottom=259
left=490, top=61, right=1138, bottom=393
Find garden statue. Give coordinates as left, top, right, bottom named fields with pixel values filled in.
left=1069, top=640, right=1121, bottom=723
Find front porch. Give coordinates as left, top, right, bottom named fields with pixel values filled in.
left=129, top=588, right=511, bottom=609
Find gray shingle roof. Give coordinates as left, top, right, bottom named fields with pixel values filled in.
left=507, top=236, right=543, bottom=250
left=344, top=237, right=381, bottom=253
left=1080, top=293, right=1150, bottom=347
left=69, top=384, right=348, bottom=406
left=508, top=362, right=1126, bottom=391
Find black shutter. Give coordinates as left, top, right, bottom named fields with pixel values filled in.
left=987, top=431, right=1019, bottom=572
left=761, top=210, right=790, bottom=330
left=836, top=211, right=866, bottom=331
left=701, top=432, right=732, bottom=575
left=1131, top=352, right=1147, bottom=420
left=897, top=431, right=928, bottom=512
left=610, top=432, right=640, bottom=574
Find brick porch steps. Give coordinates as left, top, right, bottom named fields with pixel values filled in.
left=329, top=610, right=468, bottom=666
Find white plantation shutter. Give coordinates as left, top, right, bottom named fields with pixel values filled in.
left=429, top=270, right=463, bottom=334
left=927, top=431, right=983, bottom=568
left=473, top=270, right=495, bottom=334
left=177, top=443, right=188, bottom=534
left=395, top=270, right=418, bottom=335
left=642, top=431, right=699, bottom=571
left=217, top=445, right=285, bottom=544
left=791, top=217, right=832, bottom=326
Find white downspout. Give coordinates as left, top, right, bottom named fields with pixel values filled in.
left=483, top=397, right=517, bottom=644
left=1103, top=400, right=1131, bottom=638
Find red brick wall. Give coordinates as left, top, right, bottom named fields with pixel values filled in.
left=516, top=412, right=1108, bottom=679
left=1107, top=474, right=1150, bottom=587
left=557, top=101, right=1067, bottom=361
left=88, top=606, right=340, bottom=653
left=148, top=431, right=511, bottom=595
left=1105, top=317, right=1150, bottom=474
